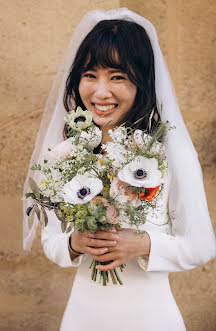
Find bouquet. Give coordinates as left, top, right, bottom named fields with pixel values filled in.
left=26, top=107, right=170, bottom=285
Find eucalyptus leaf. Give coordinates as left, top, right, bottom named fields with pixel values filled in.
left=66, top=223, right=73, bottom=233
left=29, top=177, right=40, bottom=200
left=28, top=206, right=35, bottom=230
left=61, top=221, right=67, bottom=233
left=35, top=204, right=40, bottom=221
left=41, top=207, right=48, bottom=228
left=40, top=210, right=45, bottom=228
left=25, top=192, right=36, bottom=199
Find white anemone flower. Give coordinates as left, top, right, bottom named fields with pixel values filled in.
left=45, top=138, right=74, bottom=161
left=118, top=156, right=162, bottom=188
left=62, top=173, right=103, bottom=204
left=64, top=106, right=92, bottom=132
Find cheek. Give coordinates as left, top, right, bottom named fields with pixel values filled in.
left=79, top=80, right=91, bottom=102
left=120, top=85, right=137, bottom=105
left=128, top=83, right=137, bottom=103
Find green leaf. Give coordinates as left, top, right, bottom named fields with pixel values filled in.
left=66, top=223, right=73, bottom=233
left=40, top=207, right=48, bottom=228
left=35, top=204, right=40, bottom=221
left=31, top=164, right=41, bottom=171
left=61, top=221, right=67, bottom=233
left=25, top=192, right=36, bottom=199
left=29, top=177, right=40, bottom=200
left=28, top=206, right=35, bottom=229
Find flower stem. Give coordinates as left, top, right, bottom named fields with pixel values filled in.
left=102, top=271, right=107, bottom=286
left=113, top=268, right=123, bottom=285
left=109, top=270, right=117, bottom=285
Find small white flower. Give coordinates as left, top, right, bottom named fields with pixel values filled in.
left=45, top=138, right=74, bottom=161
left=133, top=130, right=165, bottom=158
left=62, top=172, right=103, bottom=204
left=102, top=142, right=127, bottom=168
left=79, top=126, right=102, bottom=148
left=118, top=156, right=162, bottom=188
left=108, top=127, right=126, bottom=143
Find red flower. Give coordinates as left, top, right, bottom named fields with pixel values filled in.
left=139, top=186, right=160, bottom=202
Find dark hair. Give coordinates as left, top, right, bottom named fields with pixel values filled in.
left=63, top=19, right=160, bottom=131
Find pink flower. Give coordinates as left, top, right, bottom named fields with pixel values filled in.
left=45, top=138, right=74, bottom=161
left=91, top=197, right=119, bottom=224
left=109, top=177, right=141, bottom=208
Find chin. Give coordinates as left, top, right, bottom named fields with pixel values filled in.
left=92, top=114, right=115, bottom=128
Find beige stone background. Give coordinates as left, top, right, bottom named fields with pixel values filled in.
left=0, top=0, right=216, bottom=330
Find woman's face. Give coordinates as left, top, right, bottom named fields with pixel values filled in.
left=78, top=66, right=137, bottom=129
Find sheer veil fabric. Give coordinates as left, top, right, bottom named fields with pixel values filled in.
left=23, top=8, right=216, bottom=267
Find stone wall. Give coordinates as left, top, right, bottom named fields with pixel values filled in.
left=1, top=1, right=215, bottom=330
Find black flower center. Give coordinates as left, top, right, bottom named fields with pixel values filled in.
left=133, top=168, right=147, bottom=179
left=75, top=116, right=86, bottom=123
left=77, top=186, right=91, bottom=199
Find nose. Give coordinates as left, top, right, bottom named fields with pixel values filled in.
left=94, top=78, right=112, bottom=99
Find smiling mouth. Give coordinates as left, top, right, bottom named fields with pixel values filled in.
left=92, top=103, right=118, bottom=115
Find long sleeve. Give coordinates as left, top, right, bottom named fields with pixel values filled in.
left=41, top=209, right=84, bottom=268
left=138, top=158, right=216, bottom=272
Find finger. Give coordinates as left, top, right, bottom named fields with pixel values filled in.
left=86, top=247, right=108, bottom=256
left=86, top=238, right=117, bottom=248
left=87, top=231, right=119, bottom=241
left=96, top=260, right=121, bottom=271
left=91, top=252, right=115, bottom=262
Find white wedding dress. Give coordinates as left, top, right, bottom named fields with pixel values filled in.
left=42, top=174, right=186, bottom=331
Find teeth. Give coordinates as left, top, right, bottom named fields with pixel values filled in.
left=94, top=104, right=116, bottom=111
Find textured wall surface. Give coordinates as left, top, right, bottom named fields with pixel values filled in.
left=1, top=1, right=216, bottom=330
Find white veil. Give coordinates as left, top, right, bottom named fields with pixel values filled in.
left=23, top=8, right=216, bottom=262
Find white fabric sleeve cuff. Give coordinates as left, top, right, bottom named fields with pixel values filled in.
left=137, top=230, right=216, bottom=272
left=42, top=229, right=84, bottom=268
left=41, top=209, right=84, bottom=268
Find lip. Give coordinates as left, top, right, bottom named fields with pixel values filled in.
left=91, top=103, right=118, bottom=116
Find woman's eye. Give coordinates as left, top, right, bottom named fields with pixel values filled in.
left=83, top=73, right=95, bottom=78
left=112, top=75, right=126, bottom=80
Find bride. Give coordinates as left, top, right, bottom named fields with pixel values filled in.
left=23, top=8, right=216, bottom=331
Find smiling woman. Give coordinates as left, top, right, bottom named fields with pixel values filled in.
left=23, top=8, right=216, bottom=331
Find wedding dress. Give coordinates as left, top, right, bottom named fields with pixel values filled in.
left=42, top=174, right=185, bottom=331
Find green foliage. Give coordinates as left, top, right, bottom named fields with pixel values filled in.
left=29, top=177, right=41, bottom=200
left=28, top=205, right=35, bottom=229
left=25, top=192, right=36, bottom=199
left=31, top=164, right=41, bottom=171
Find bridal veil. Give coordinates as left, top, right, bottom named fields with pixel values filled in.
left=22, top=8, right=215, bottom=269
